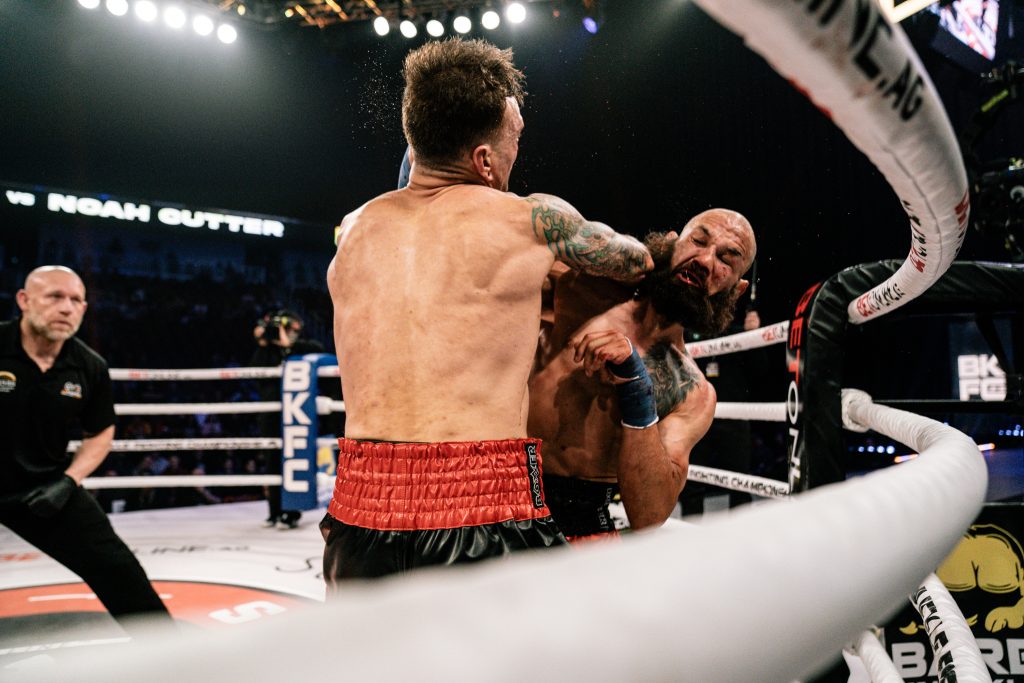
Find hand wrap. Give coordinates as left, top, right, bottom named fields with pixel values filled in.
left=23, top=475, right=77, bottom=518
left=608, top=342, right=658, bottom=429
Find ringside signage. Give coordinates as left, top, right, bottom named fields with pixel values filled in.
left=280, top=354, right=336, bottom=511
left=2, top=180, right=286, bottom=239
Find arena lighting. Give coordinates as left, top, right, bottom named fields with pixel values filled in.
left=164, top=6, right=187, bottom=29
left=236, top=3, right=246, bottom=16
left=426, top=18, right=444, bottom=36
left=582, top=15, right=598, bottom=33
left=452, top=14, right=471, bottom=33
left=373, top=15, right=390, bottom=35
left=481, top=9, right=500, bottom=29
left=399, top=19, right=418, bottom=38
left=192, top=14, right=214, bottom=35
left=78, top=0, right=101, bottom=9
left=106, top=0, right=129, bottom=16
left=134, top=0, right=158, bottom=22
left=506, top=2, right=526, bottom=23
left=216, top=23, right=237, bottom=43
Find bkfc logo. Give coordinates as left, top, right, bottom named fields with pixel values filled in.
left=60, top=382, right=82, bottom=399
left=0, top=371, right=15, bottom=393
left=958, top=354, right=1006, bottom=401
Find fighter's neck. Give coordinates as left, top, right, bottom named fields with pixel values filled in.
left=606, top=300, right=683, bottom=350
left=407, top=163, right=490, bottom=191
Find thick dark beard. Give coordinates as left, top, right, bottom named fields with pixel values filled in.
left=637, top=234, right=741, bottom=336
left=641, top=267, right=740, bottom=335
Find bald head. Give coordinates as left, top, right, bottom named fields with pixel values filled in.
left=679, top=209, right=757, bottom=274
left=18, top=266, right=88, bottom=344
left=25, top=265, right=85, bottom=293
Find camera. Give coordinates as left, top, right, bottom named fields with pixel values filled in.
left=259, top=310, right=301, bottom=343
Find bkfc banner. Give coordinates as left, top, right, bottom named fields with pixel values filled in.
left=884, top=504, right=1024, bottom=682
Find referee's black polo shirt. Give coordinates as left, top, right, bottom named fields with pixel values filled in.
left=0, top=319, right=115, bottom=493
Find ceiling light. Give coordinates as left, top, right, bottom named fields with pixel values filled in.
left=506, top=2, right=526, bottom=24
left=426, top=18, right=444, bottom=37
left=452, top=15, right=471, bottom=33
left=193, top=14, right=214, bottom=35
left=106, top=0, right=129, bottom=16
left=373, top=16, right=390, bottom=36
left=134, top=0, right=158, bottom=22
left=217, top=23, right=238, bottom=43
left=481, top=10, right=500, bottom=29
left=164, top=6, right=187, bottom=29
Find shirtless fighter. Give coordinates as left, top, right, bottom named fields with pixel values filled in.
left=322, top=38, right=654, bottom=584
left=529, top=209, right=757, bottom=539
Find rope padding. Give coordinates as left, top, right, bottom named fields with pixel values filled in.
left=684, top=322, right=789, bottom=359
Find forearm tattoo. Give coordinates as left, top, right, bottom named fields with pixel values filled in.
left=644, top=342, right=700, bottom=418
left=527, top=197, right=649, bottom=280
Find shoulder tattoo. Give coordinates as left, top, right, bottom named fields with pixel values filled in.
left=643, top=342, right=701, bottom=418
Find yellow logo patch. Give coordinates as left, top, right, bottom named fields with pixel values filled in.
left=0, top=371, right=15, bottom=393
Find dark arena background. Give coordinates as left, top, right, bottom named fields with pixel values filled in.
left=1, top=1, right=1023, bottom=681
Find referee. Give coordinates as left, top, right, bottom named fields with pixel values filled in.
left=0, top=266, right=171, bottom=632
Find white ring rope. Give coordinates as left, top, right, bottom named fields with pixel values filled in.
left=83, top=475, right=283, bottom=489
left=693, top=0, right=969, bottom=325
left=685, top=321, right=789, bottom=358
left=66, top=436, right=339, bottom=453
left=108, top=366, right=340, bottom=381
left=849, top=629, right=903, bottom=683
left=82, top=472, right=337, bottom=491
left=910, top=572, right=990, bottom=683
left=714, top=401, right=786, bottom=422
left=687, top=465, right=790, bottom=499
left=113, top=397, right=345, bottom=416
left=43, top=383, right=987, bottom=683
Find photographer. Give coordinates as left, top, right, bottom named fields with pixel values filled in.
left=250, top=309, right=323, bottom=529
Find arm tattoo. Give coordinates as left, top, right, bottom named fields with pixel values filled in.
left=527, top=197, right=649, bottom=280
left=643, top=342, right=700, bottom=418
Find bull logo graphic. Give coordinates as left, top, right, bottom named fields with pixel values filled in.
left=901, top=524, right=1024, bottom=635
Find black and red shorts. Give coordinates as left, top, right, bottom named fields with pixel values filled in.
left=542, top=473, right=621, bottom=543
left=321, top=437, right=566, bottom=585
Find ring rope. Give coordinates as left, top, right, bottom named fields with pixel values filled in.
left=81, top=472, right=337, bottom=491
left=108, top=366, right=340, bottom=381
left=910, top=572, right=989, bottom=682
left=66, top=436, right=339, bottom=453
left=684, top=321, right=789, bottom=359
left=692, top=0, right=969, bottom=325
left=686, top=465, right=790, bottom=499
left=714, top=401, right=786, bottom=422
left=53, top=385, right=987, bottom=682
left=113, top=398, right=345, bottom=416
left=849, top=629, right=903, bottom=683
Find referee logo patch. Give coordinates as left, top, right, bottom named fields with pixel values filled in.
left=0, top=371, right=14, bottom=393
left=60, top=382, right=82, bottom=399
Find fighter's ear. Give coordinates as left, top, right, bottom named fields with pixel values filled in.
left=15, top=289, right=28, bottom=311
left=470, top=143, right=494, bottom=182
left=735, top=279, right=750, bottom=298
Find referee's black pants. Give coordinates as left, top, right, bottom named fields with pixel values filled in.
left=0, top=485, right=172, bottom=631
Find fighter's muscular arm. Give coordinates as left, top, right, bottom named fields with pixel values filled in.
left=618, top=378, right=715, bottom=530
left=526, top=194, right=653, bottom=282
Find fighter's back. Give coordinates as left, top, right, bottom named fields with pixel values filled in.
left=330, top=184, right=553, bottom=442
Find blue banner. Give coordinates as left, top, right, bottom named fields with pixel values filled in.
left=280, top=353, right=337, bottom=511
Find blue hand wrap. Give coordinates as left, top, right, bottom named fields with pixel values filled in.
left=397, top=145, right=412, bottom=189
left=608, top=344, right=658, bottom=429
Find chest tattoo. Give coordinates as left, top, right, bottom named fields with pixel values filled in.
left=643, top=342, right=699, bottom=418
